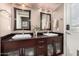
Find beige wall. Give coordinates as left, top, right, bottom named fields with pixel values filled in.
left=52, top=4, right=64, bottom=33
left=0, top=3, right=64, bottom=37
left=11, top=4, right=44, bottom=33
left=0, top=4, right=12, bottom=37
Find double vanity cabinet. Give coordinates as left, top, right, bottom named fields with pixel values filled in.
left=1, top=32, right=63, bottom=56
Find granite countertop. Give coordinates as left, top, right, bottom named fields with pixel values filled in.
left=1, top=32, right=63, bottom=42
left=1, top=35, right=59, bottom=42
left=8, top=35, right=58, bottom=42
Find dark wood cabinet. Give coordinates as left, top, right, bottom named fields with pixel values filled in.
left=36, top=39, right=47, bottom=56
left=1, top=33, right=63, bottom=56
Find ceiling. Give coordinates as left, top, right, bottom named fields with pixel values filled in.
left=12, top=3, right=63, bottom=11
left=31, top=3, right=62, bottom=10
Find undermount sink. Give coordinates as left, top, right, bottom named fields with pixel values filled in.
left=43, top=33, right=58, bottom=36
left=12, top=34, right=32, bottom=40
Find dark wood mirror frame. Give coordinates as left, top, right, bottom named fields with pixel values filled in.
left=14, top=8, right=31, bottom=30
left=40, top=12, right=51, bottom=30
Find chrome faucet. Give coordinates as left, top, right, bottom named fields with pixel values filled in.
left=22, top=28, right=25, bottom=34
left=47, top=30, right=50, bottom=33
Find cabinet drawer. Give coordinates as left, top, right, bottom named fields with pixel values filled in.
left=54, top=36, right=62, bottom=42
left=36, top=39, right=47, bottom=44
left=37, top=45, right=46, bottom=49
left=47, top=37, right=57, bottom=44
left=36, top=48, right=47, bottom=55
left=36, top=44, right=47, bottom=55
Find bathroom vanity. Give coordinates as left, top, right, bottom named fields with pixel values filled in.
left=1, top=32, right=63, bottom=56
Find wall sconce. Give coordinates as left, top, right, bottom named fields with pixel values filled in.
left=21, top=4, right=25, bottom=7
left=20, top=3, right=31, bottom=10
left=0, top=9, right=11, bottom=17
left=21, top=4, right=26, bottom=9
left=38, top=8, right=42, bottom=12
left=38, top=8, right=51, bottom=13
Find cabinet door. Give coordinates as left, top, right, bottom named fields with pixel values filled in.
left=47, top=36, right=63, bottom=56
left=55, top=42, right=62, bottom=55
left=47, top=42, right=63, bottom=56
left=48, top=44, right=54, bottom=56
left=2, top=50, right=20, bottom=56
left=54, top=36, right=63, bottom=55
left=23, top=48, right=35, bottom=56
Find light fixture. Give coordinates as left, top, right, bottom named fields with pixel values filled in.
left=43, top=10, right=46, bottom=13
left=38, top=8, right=51, bottom=13
left=38, top=8, right=42, bottom=12
left=21, top=4, right=25, bottom=7
left=21, top=4, right=26, bottom=10
left=0, top=9, right=11, bottom=17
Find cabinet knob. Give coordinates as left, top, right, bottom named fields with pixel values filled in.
left=38, top=46, right=44, bottom=48
left=38, top=41, right=44, bottom=43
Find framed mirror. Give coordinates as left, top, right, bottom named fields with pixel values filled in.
left=40, top=12, right=51, bottom=30
left=14, top=8, right=31, bottom=30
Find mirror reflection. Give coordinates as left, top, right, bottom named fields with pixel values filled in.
left=14, top=8, right=31, bottom=30
left=40, top=12, right=51, bottom=30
